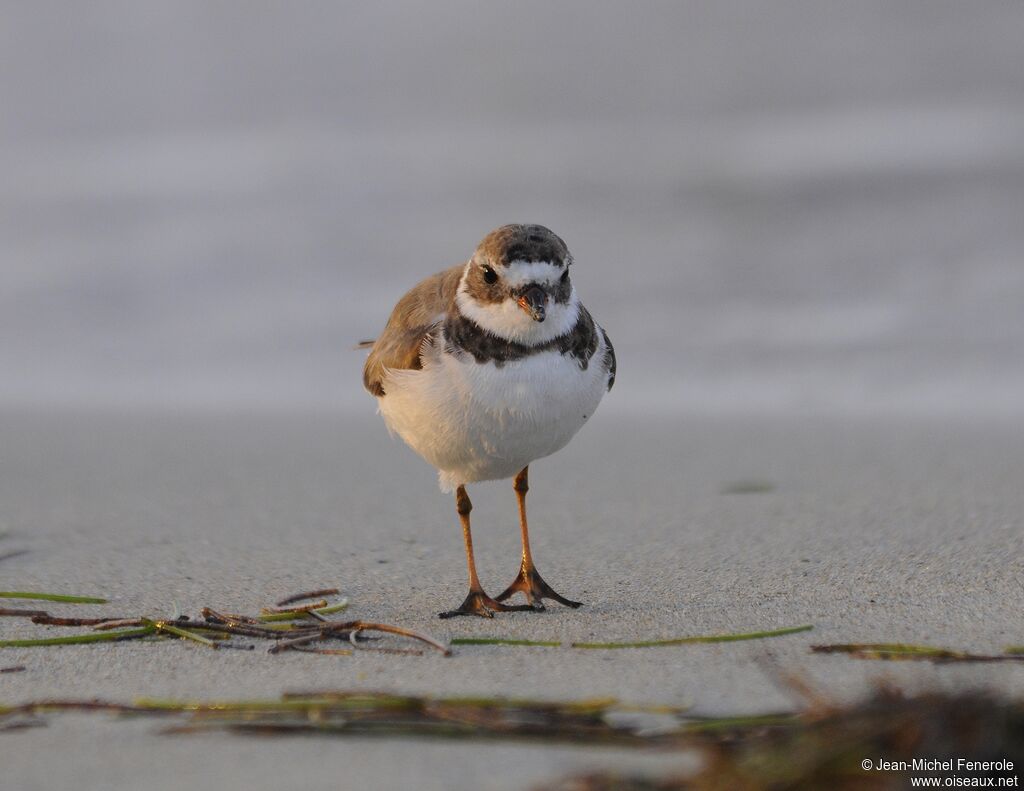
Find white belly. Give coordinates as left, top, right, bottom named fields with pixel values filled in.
left=377, top=336, right=609, bottom=491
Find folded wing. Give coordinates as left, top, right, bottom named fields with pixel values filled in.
left=362, top=264, right=464, bottom=397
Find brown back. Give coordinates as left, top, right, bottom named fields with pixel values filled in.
left=362, top=264, right=464, bottom=396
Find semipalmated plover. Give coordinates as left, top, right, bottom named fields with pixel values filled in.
left=362, top=224, right=615, bottom=618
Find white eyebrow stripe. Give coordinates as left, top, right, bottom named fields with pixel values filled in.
left=498, top=260, right=566, bottom=288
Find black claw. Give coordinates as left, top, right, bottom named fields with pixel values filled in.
left=438, top=589, right=532, bottom=619
left=496, top=563, right=583, bottom=610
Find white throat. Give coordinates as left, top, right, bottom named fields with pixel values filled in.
left=455, top=264, right=580, bottom=346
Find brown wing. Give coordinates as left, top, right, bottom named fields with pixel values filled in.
left=362, top=264, right=464, bottom=397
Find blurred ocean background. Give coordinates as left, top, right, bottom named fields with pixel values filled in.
left=2, top=1, right=1023, bottom=416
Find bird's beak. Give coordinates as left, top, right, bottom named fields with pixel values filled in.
left=517, top=285, right=547, bottom=322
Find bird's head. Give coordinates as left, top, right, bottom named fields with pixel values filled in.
left=456, top=224, right=580, bottom=345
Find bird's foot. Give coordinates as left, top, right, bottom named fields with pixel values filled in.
left=438, top=589, right=534, bottom=619
left=495, top=562, right=583, bottom=610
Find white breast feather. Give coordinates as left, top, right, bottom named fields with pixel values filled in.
left=378, top=330, right=609, bottom=492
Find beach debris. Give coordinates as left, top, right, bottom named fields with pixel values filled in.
left=269, top=621, right=449, bottom=656
left=0, top=627, right=158, bottom=648
left=451, top=637, right=562, bottom=647
left=31, top=615, right=126, bottom=626
left=8, top=683, right=1022, bottom=791
left=572, top=624, right=813, bottom=649
left=275, top=588, right=340, bottom=606
left=0, top=690, right=711, bottom=745
left=451, top=624, right=813, bottom=650
left=0, top=591, right=447, bottom=656
left=812, top=643, right=1024, bottom=663
left=256, top=602, right=349, bottom=622
left=0, top=550, right=30, bottom=564
left=0, top=608, right=50, bottom=619
left=0, top=592, right=107, bottom=604
left=2, top=598, right=813, bottom=656
left=263, top=599, right=329, bottom=614
left=93, top=619, right=146, bottom=630
left=145, top=620, right=223, bottom=649
left=539, top=688, right=1024, bottom=790
left=0, top=665, right=26, bottom=674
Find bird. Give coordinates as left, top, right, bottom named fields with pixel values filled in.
left=362, top=224, right=615, bottom=618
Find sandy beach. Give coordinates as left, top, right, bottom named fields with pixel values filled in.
left=2, top=409, right=1022, bottom=789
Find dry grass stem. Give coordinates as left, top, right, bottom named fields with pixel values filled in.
left=263, top=600, right=329, bottom=614
left=275, top=588, right=340, bottom=607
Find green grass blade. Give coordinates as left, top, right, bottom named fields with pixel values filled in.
left=435, top=694, right=620, bottom=713
left=0, top=591, right=107, bottom=604
left=683, top=712, right=797, bottom=732
left=572, top=624, right=813, bottom=649
left=145, top=620, right=217, bottom=648
left=813, top=643, right=976, bottom=660
left=450, top=637, right=562, bottom=647
left=133, top=697, right=347, bottom=713
left=450, top=625, right=812, bottom=650
left=816, top=643, right=956, bottom=656
left=0, top=626, right=155, bottom=647
left=257, top=601, right=349, bottom=622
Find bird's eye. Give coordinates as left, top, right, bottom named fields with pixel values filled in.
left=482, top=266, right=498, bottom=284
left=560, top=269, right=569, bottom=284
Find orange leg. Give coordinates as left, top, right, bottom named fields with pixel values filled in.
left=439, top=485, right=532, bottom=618
left=495, top=467, right=582, bottom=610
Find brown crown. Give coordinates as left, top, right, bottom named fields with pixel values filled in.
left=474, top=224, right=571, bottom=268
